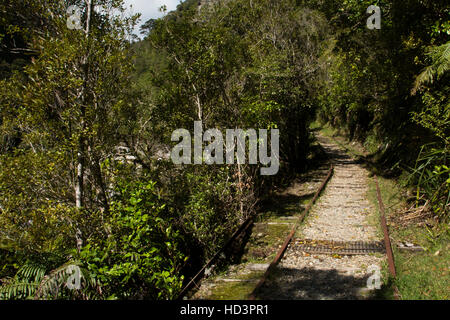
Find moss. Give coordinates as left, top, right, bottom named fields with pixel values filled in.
left=203, top=278, right=259, bottom=300
left=242, top=223, right=292, bottom=263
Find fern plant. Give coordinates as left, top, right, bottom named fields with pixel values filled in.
left=413, top=41, right=450, bottom=94
left=0, top=263, right=45, bottom=300
left=0, top=261, right=101, bottom=300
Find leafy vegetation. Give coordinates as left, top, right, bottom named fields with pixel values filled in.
left=0, top=0, right=448, bottom=299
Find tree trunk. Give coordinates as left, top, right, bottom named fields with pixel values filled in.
left=75, top=0, right=94, bottom=209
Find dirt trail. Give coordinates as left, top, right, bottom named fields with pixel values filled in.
left=254, top=134, right=385, bottom=299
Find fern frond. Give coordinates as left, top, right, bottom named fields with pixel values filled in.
left=0, top=262, right=48, bottom=300
left=0, top=260, right=99, bottom=300
left=17, top=263, right=46, bottom=283
left=412, top=41, right=450, bottom=94
left=33, top=261, right=102, bottom=300
left=0, top=281, right=39, bottom=300
left=34, top=262, right=79, bottom=299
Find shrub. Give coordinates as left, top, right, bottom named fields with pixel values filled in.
left=79, top=180, right=186, bottom=300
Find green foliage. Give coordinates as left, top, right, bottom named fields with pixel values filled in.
left=408, top=145, right=449, bottom=220
left=411, top=89, right=450, bottom=144
left=180, top=167, right=244, bottom=257
left=315, top=0, right=449, bottom=221
left=413, top=41, right=450, bottom=94
left=79, top=179, right=185, bottom=300
left=0, top=263, right=45, bottom=300
left=2, top=0, right=447, bottom=300
left=0, top=259, right=100, bottom=300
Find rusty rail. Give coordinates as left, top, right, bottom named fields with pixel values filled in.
left=248, top=165, right=334, bottom=300
left=374, top=176, right=396, bottom=278
left=374, top=176, right=401, bottom=299
left=177, top=215, right=254, bottom=299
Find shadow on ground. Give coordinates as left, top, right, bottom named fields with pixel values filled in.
left=252, top=266, right=378, bottom=300
left=258, top=193, right=314, bottom=218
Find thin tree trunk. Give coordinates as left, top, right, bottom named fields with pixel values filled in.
left=237, top=162, right=244, bottom=218
left=75, top=0, right=94, bottom=209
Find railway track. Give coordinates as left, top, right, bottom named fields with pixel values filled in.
left=248, top=165, right=334, bottom=299
left=181, top=134, right=398, bottom=300
left=250, top=136, right=397, bottom=300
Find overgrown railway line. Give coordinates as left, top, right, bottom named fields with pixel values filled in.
left=182, top=135, right=398, bottom=300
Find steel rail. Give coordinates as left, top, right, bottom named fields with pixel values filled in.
left=248, top=165, right=334, bottom=300
left=374, top=175, right=402, bottom=299
left=177, top=215, right=254, bottom=299
left=374, top=176, right=396, bottom=278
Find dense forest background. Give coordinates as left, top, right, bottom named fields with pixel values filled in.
left=0, top=0, right=448, bottom=299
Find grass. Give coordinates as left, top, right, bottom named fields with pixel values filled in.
left=242, top=223, right=292, bottom=263
left=371, top=175, right=449, bottom=300
left=317, top=121, right=450, bottom=300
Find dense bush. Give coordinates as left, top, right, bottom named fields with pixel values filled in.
left=79, top=179, right=186, bottom=300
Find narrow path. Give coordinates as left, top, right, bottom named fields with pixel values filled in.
left=254, top=135, right=385, bottom=299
